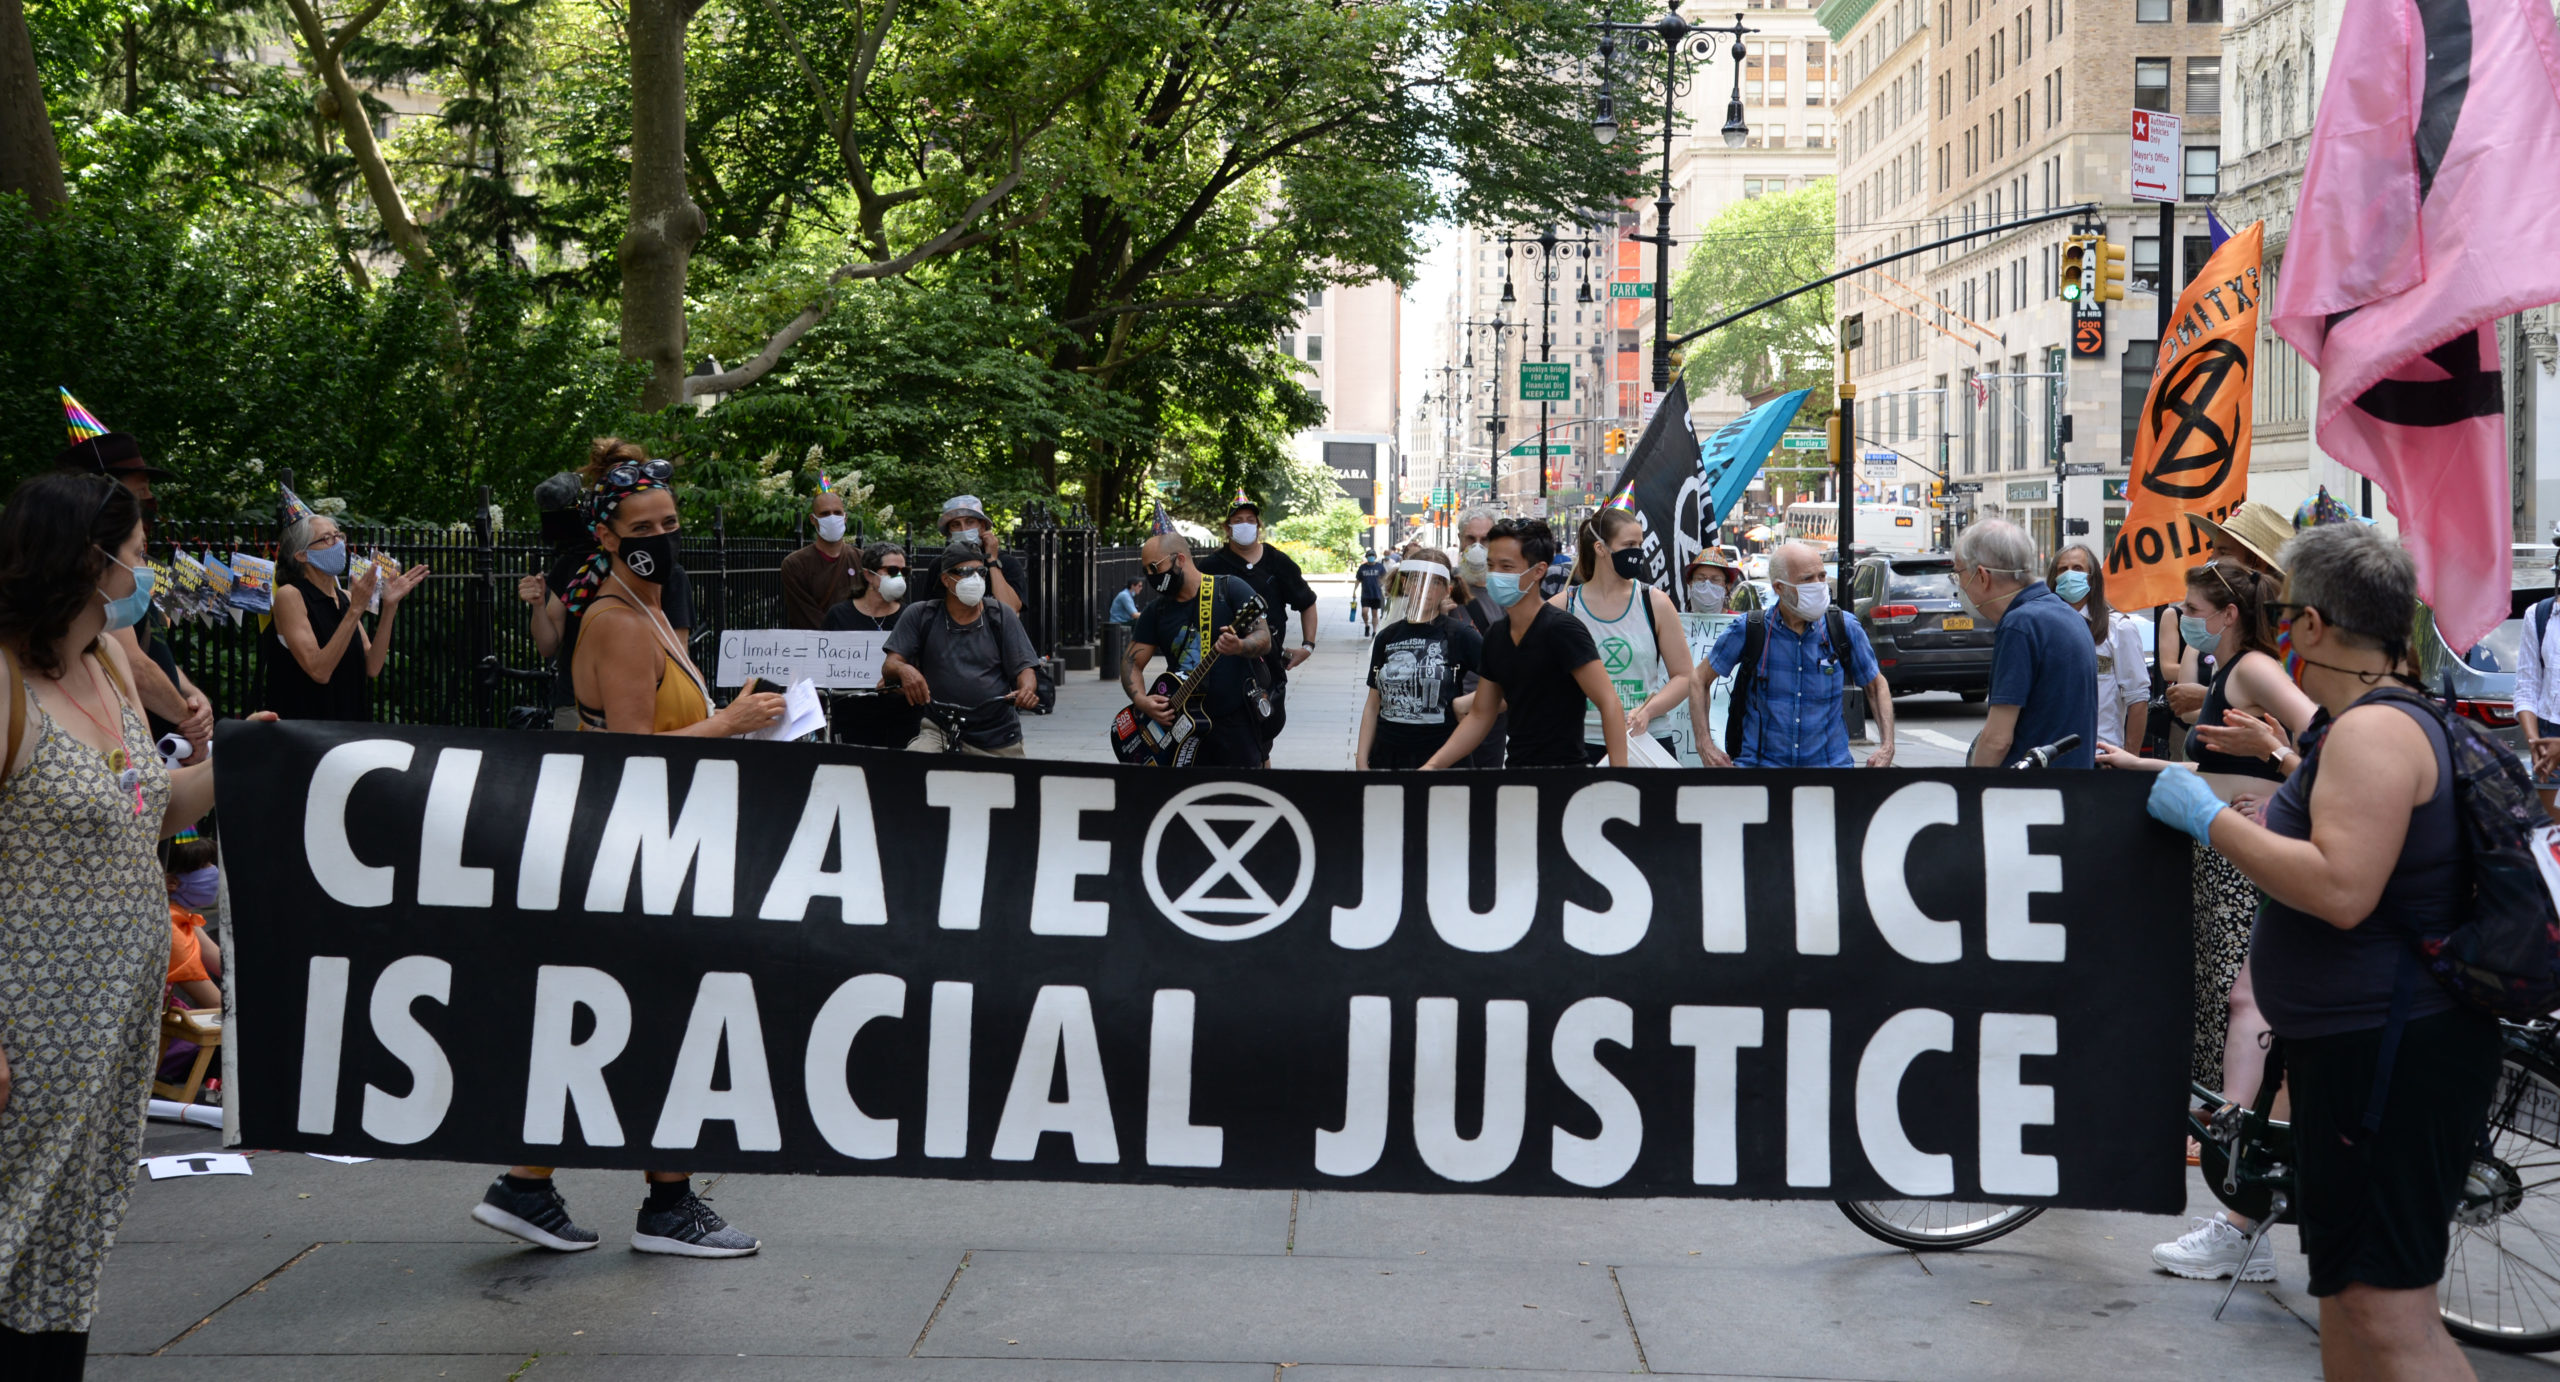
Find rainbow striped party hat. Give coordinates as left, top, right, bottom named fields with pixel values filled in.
left=62, top=388, right=109, bottom=443
left=1601, top=485, right=1637, bottom=512
left=816, top=471, right=833, bottom=494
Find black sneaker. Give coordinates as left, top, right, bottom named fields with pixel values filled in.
left=470, top=1176, right=601, bottom=1252
left=632, top=1187, right=760, bottom=1258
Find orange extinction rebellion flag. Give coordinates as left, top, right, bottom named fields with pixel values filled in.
left=2105, top=221, right=2265, bottom=611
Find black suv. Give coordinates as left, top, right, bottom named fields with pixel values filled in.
left=1847, top=551, right=1994, bottom=699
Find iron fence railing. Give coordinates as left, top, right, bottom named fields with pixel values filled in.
left=146, top=498, right=1124, bottom=729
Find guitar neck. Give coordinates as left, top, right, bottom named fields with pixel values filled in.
left=1167, top=650, right=1219, bottom=714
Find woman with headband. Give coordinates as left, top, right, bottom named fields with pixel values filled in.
left=468, top=437, right=784, bottom=1262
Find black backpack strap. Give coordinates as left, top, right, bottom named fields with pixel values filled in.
left=1825, top=607, right=1855, bottom=685
left=2537, top=597, right=2554, bottom=648
left=1724, top=610, right=1769, bottom=759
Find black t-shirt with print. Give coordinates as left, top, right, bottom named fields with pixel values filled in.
left=1477, top=602, right=1602, bottom=768
left=1366, top=614, right=1484, bottom=761
left=1130, top=575, right=1261, bottom=719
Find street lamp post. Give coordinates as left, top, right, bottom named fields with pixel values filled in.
left=1461, top=313, right=1528, bottom=508
left=1495, top=224, right=1605, bottom=513
left=1591, top=6, right=1754, bottom=394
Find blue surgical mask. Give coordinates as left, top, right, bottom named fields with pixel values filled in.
left=1484, top=571, right=1527, bottom=608
left=171, top=865, right=220, bottom=910
left=99, top=557, right=155, bottom=632
left=305, top=541, right=350, bottom=576
left=2054, top=570, right=2091, bottom=603
left=2179, top=613, right=2221, bottom=658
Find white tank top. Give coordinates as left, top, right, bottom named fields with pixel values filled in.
left=1569, top=581, right=1666, bottom=743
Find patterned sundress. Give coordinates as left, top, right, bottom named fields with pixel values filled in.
left=0, top=675, right=172, bottom=1333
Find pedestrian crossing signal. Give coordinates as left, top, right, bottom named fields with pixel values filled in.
left=2098, top=241, right=2129, bottom=302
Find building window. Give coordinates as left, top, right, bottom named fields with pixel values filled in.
left=1743, top=178, right=1765, bottom=198
left=1306, top=288, right=1324, bottom=308
left=1282, top=335, right=1299, bottom=358
left=1744, top=41, right=1766, bottom=104
left=2181, top=234, right=2212, bottom=285
left=1960, top=368, right=1977, bottom=474
left=2133, top=236, right=2161, bottom=294
left=2184, top=145, right=2220, bottom=198
left=1806, top=40, right=1829, bottom=104
left=2010, top=353, right=2029, bottom=471
left=2135, top=58, right=2171, bottom=112
left=2187, top=57, right=2221, bottom=113
left=1992, top=110, right=2004, bottom=159
left=1986, top=374, right=2002, bottom=473
left=2188, top=0, right=2222, bottom=18
left=1306, top=335, right=1324, bottom=362
left=2136, top=0, right=2169, bottom=20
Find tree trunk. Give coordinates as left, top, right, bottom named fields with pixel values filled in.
left=0, top=0, right=66, bottom=216
left=621, top=0, right=705, bottom=411
left=283, top=0, right=434, bottom=278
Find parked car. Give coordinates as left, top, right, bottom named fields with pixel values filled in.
left=1847, top=551, right=1994, bottom=698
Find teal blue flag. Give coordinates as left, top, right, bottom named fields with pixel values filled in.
left=1698, top=389, right=1811, bottom=532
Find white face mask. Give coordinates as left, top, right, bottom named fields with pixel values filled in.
left=1688, top=579, right=1728, bottom=614
left=953, top=574, right=988, bottom=607
left=1781, top=578, right=1830, bottom=620
left=876, top=574, right=908, bottom=601
left=1231, top=522, right=1258, bottom=546
left=815, top=514, right=847, bottom=543
left=1459, top=543, right=1489, bottom=576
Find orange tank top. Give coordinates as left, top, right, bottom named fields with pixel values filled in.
left=575, top=597, right=710, bottom=734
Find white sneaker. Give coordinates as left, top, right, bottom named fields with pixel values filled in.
left=2151, top=1214, right=2276, bottom=1282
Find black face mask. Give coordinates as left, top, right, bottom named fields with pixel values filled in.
left=1610, top=548, right=1647, bottom=581
left=615, top=531, right=680, bottom=584
left=1148, top=563, right=1180, bottom=595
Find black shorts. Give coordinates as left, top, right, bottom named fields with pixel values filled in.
left=1360, top=592, right=1386, bottom=609
left=2287, top=1007, right=2504, bottom=1296
left=1188, top=710, right=1267, bottom=769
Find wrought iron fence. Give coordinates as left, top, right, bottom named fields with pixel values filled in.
left=146, top=504, right=1123, bottom=729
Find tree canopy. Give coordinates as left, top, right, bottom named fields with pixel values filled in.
left=1, top=0, right=1651, bottom=536
left=1666, top=177, right=1836, bottom=402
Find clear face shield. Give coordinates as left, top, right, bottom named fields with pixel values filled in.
left=1395, top=559, right=1452, bottom=625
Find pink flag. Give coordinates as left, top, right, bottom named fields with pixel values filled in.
left=2270, top=0, right=2560, bottom=651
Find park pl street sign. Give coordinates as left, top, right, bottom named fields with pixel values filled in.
left=2131, top=110, right=2181, bottom=204
left=1519, top=362, right=1571, bottom=402
left=1508, top=444, right=1573, bottom=456
left=1609, top=281, right=1654, bottom=298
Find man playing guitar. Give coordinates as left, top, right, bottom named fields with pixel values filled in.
left=1122, top=533, right=1272, bottom=768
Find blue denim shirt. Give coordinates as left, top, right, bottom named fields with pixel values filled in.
left=1709, top=610, right=1880, bottom=767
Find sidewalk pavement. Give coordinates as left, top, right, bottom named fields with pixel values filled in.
left=96, top=1116, right=2557, bottom=1380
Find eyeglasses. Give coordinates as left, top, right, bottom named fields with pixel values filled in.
left=599, top=458, right=676, bottom=490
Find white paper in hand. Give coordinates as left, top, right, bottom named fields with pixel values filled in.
left=744, top=679, right=825, bottom=742
left=1623, top=735, right=1682, bottom=769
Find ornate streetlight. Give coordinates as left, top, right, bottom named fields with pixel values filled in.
left=1591, top=6, right=1755, bottom=392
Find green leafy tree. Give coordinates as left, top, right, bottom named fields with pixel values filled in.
left=1667, top=179, right=1836, bottom=399
left=1271, top=498, right=1362, bottom=573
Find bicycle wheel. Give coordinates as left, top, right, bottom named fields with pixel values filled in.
left=2440, top=1040, right=2560, bottom=1353
left=1835, top=1199, right=2046, bottom=1251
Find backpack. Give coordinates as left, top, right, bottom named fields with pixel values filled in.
left=2299, top=686, right=2560, bottom=1021
left=1723, top=605, right=1855, bottom=760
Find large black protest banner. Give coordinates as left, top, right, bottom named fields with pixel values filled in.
left=1607, top=378, right=1708, bottom=593
left=217, top=721, right=2193, bottom=1211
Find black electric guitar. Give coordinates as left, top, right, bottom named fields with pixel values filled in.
left=1108, top=593, right=1266, bottom=767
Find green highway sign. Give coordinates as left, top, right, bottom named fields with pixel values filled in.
left=1778, top=433, right=1827, bottom=450
left=1608, top=282, right=1654, bottom=298
left=1508, top=444, right=1573, bottom=456
left=1518, top=362, right=1571, bottom=402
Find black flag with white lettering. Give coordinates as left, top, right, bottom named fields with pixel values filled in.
left=215, top=721, right=2193, bottom=1211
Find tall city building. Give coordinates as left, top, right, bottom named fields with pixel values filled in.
left=1621, top=0, right=1841, bottom=440
left=1288, top=280, right=1402, bottom=550
left=1824, top=0, right=1936, bottom=514
left=1911, top=0, right=2222, bottom=560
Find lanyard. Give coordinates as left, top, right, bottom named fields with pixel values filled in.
left=1193, top=575, right=1217, bottom=664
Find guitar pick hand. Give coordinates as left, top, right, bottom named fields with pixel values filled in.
left=1137, top=692, right=1174, bottom=725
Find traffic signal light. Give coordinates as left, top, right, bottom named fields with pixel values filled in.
left=1825, top=413, right=1843, bottom=465
left=1930, top=480, right=1943, bottom=499
left=1605, top=428, right=1627, bottom=454
left=2098, top=241, right=2129, bottom=302
left=2059, top=236, right=2089, bottom=301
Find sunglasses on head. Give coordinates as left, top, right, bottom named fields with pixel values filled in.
left=600, top=458, right=675, bottom=490
left=2200, top=558, right=2243, bottom=604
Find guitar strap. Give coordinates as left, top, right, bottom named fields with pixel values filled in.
left=1194, top=574, right=1217, bottom=670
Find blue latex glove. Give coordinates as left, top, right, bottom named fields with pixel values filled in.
left=2146, top=767, right=2227, bottom=844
